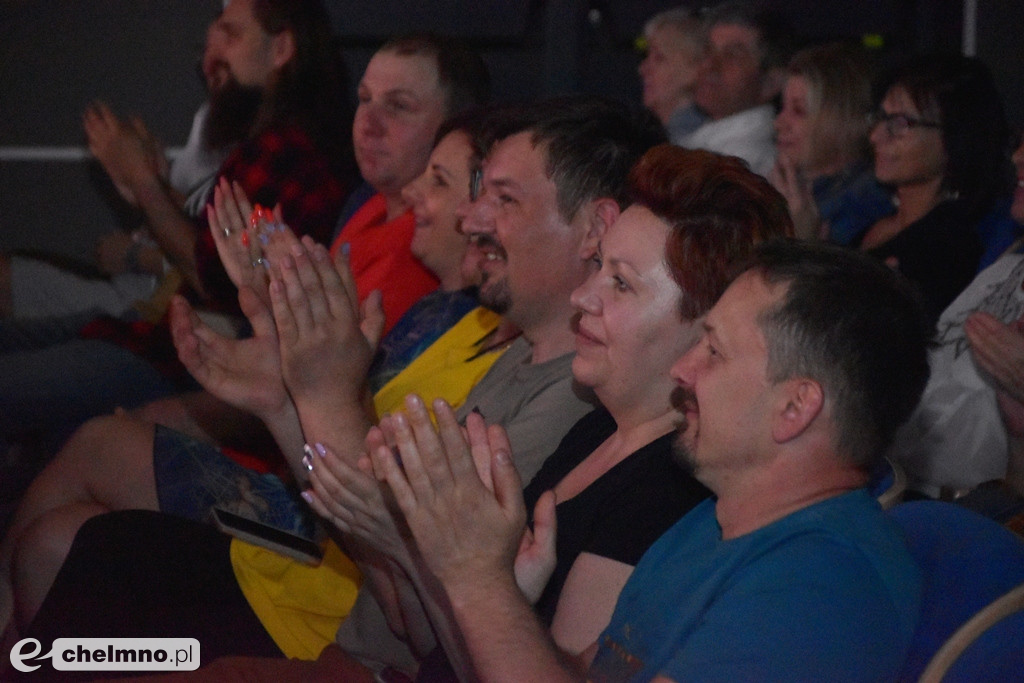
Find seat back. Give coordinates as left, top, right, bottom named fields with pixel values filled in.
left=919, top=582, right=1024, bottom=682
left=888, top=500, right=1024, bottom=681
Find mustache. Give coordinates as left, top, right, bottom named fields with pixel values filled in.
left=466, top=232, right=507, bottom=259
left=670, top=384, right=697, bottom=414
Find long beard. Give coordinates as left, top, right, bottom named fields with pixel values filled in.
left=204, top=76, right=263, bottom=149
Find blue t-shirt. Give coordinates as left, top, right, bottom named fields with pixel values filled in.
left=589, top=490, right=921, bottom=683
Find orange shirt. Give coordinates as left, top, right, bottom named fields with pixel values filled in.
left=330, top=193, right=438, bottom=335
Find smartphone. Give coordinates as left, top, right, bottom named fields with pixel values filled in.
left=211, top=507, right=324, bottom=566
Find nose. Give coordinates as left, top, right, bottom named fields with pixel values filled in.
left=569, top=275, right=601, bottom=316
left=669, top=342, right=701, bottom=386
left=458, top=194, right=497, bottom=236
left=868, top=119, right=888, bottom=147
left=401, top=175, right=423, bottom=208
left=355, top=102, right=386, bottom=139
left=1012, top=138, right=1024, bottom=169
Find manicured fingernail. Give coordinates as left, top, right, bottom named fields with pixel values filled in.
left=300, top=490, right=313, bottom=504
left=315, top=442, right=327, bottom=457
left=341, top=242, right=350, bottom=256
left=259, top=233, right=270, bottom=246
left=302, top=454, right=314, bottom=471
left=495, top=450, right=511, bottom=465
left=471, top=406, right=482, bottom=415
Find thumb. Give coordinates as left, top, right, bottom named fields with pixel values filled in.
left=531, top=490, right=557, bottom=556
left=491, top=448, right=525, bottom=521
left=238, top=286, right=276, bottom=339
left=360, top=290, right=386, bottom=349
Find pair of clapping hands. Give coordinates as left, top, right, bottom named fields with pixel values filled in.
left=169, top=177, right=383, bottom=428
left=302, top=393, right=559, bottom=605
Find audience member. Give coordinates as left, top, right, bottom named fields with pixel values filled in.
left=371, top=239, right=931, bottom=682
left=338, top=32, right=491, bottom=333
left=0, top=107, right=503, bottom=636
left=859, top=54, right=1012, bottom=322
left=769, top=42, right=892, bottom=244
left=12, top=99, right=664, bottom=674
left=637, top=8, right=707, bottom=142
left=327, top=144, right=793, bottom=681
left=0, top=21, right=232, bottom=322
left=891, top=134, right=1024, bottom=499
left=0, top=0, right=355, bottom=458
left=676, top=0, right=792, bottom=176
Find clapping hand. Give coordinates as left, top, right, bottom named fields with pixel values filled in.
left=370, top=395, right=557, bottom=601
left=169, top=286, right=289, bottom=422
left=83, top=101, right=167, bottom=206
left=269, top=237, right=384, bottom=419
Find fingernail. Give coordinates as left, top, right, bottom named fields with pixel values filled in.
left=406, top=394, right=423, bottom=409
left=471, top=406, right=482, bottom=415
left=300, top=490, right=313, bottom=504
left=315, top=442, right=327, bottom=457
left=258, top=233, right=270, bottom=246
left=495, top=450, right=511, bottom=465
left=302, top=454, right=314, bottom=471
left=341, top=242, right=350, bottom=256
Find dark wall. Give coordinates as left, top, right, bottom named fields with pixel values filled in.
left=0, top=0, right=1019, bottom=261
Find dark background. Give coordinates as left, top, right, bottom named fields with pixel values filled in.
left=0, top=0, right=1020, bottom=262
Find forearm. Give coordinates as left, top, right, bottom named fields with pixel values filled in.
left=262, top=399, right=312, bottom=487
left=443, top=573, right=582, bottom=683
left=133, top=175, right=202, bottom=293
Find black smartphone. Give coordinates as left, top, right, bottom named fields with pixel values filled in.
left=211, top=507, right=324, bottom=566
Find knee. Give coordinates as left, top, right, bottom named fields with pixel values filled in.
left=10, top=504, right=103, bottom=625
left=59, top=413, right=154, bottom=468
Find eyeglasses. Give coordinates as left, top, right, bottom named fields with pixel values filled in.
left=869, top=111, right=941, bottom=138
left=469, top=167, right=483, bottom=202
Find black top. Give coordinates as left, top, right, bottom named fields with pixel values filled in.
left=865, top=199, right=982, bottom=323
left=522, top=408, right=711, bottom=626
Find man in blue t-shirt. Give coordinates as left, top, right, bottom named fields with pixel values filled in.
left=379, top=239, right=933, bottom=682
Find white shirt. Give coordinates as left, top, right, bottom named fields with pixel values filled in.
left=675, top=104, right=777, bottom=177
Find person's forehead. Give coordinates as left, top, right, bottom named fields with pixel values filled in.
left=882, top=86, right=922, bottom=115
left=708, top=23, right=760, bottom=53
left=707, top=271, right=778, bottom=342
left=485, top=133, right=548, bottom=185
left=362, top=51, right=443, bottom=98
left=219, top=0, right=258, bottom=32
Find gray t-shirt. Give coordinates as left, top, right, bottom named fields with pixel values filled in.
left=336, top=337, right=597, bottom=673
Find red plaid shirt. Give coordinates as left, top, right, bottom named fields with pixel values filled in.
left=82, top=120, right=351, bottom=384
left=195, top=121, right=349, bottom=312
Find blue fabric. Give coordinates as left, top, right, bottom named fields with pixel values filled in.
left=815, top=162, right=894, bottom=247
left=590, top=490, right=920, bottom=683
left=367, top=288, right=478, bottom=393
left=975, top=197, right=1023, bottom=272
left=153, top=425, right=316, bottom=538
left=889, top=500, right=1024, bottom=682
left=0, top=337, right=175, bottom=444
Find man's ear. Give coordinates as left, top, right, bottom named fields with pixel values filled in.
left=771, top=378, right=824, bottom=443
left=271, top=29, right=296, bottom=71
left=758, top=66, right=786, bottom=105
left=578, top=198, right=621, bottom=258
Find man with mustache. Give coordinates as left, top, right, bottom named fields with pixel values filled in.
left=380, top=240, right=931, bottom=682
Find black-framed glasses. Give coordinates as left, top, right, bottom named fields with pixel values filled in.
left=469, top=167, right=483, bottom=201
left=868, top=110, right=941, bottom=138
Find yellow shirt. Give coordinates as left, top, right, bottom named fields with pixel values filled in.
left=232, top=307, right=505, bottom=659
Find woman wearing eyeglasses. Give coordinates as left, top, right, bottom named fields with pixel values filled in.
left=859, top=54, right=1012, bottom=322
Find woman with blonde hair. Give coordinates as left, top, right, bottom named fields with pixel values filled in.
left=771, top=42, right=891, bottom=244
